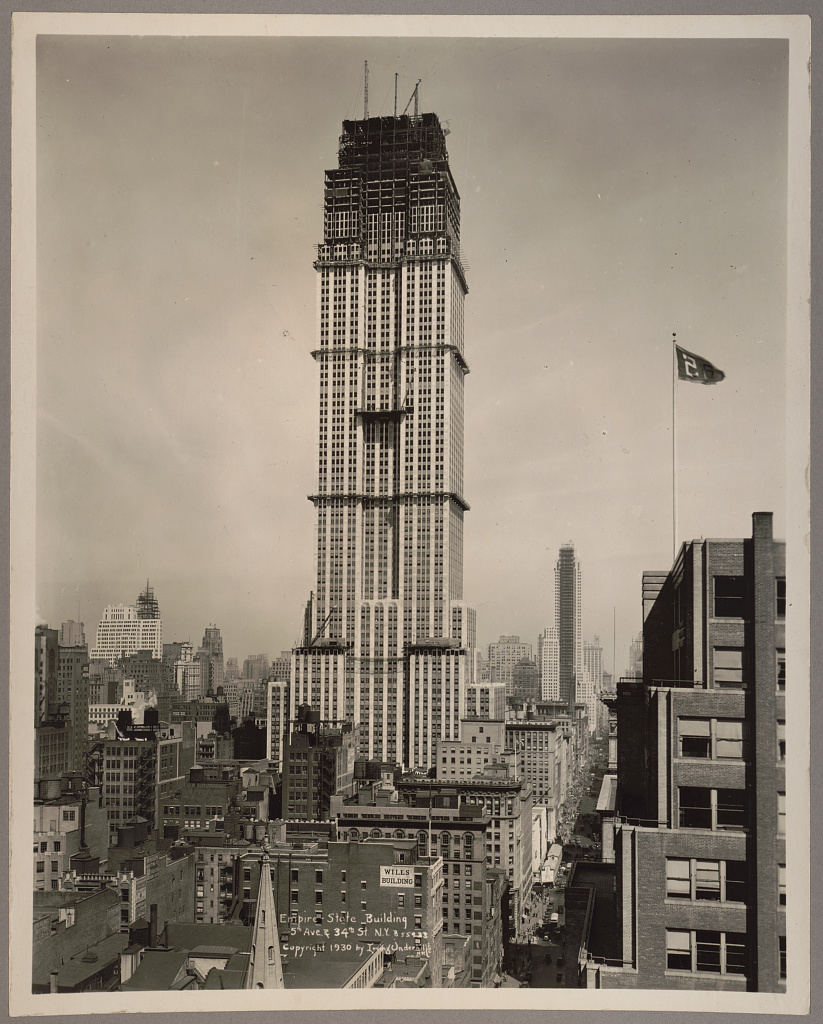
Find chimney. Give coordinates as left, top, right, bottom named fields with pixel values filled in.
left=49, top=971, right=58, bottom=993
left=149, top=903, right=158, bottom=948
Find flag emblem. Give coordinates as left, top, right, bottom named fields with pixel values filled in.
left=675, top=344, right=725, bottom=385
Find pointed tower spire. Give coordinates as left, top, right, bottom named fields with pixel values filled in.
left=245, top=837, right=285, bottom=989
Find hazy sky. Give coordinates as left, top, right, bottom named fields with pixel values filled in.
left=35, top=31, right=790, bottom=672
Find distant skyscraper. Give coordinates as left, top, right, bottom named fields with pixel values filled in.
left=34, top=625, right=58, bottom=727
left=487, top=635, right=533, bottom=695
left=58, top=620, right=86, bottom=648
left=555, top=543, right=583, bottom=706
left=91, top=583, right=163, bottom=663
left=541, top=544, right=597, bottom=730
left=584, top=636, right=606, bottom=736
left=511, top=658, right=540, bottom=701
left=135, top=581, right=160, bottom=620
left=198, top=625, right=225, bottom=694
left=290, top=110, right=476, bottom=769
left=243, top=653, right=269, bottom=681
left=539, top=627, right=560, bottom=702
left=627, top=632, right=643, bottom=679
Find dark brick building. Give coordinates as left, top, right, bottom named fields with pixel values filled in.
left=591, top=512, right=786, bottom=992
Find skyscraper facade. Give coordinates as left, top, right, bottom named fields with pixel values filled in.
left=290, top=112, right=476, bottom=769
left=539, top=626, right=560, bottom=702
left=555, top=543, right=583, bottom=706
left=487, top=635, right=533, bottom=695
left=540, top=545, right=598, bottom=730
left=90, top=583, right=163, bottom=664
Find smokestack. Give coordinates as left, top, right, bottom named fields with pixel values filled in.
left=149, top=903, right=158, bottom=948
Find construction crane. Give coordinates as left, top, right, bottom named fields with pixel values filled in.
left=364, top=61, right=369, bottom=120
left=401, top=79, right=421, bottom=117
left=310, top=608, right=335, bottom=647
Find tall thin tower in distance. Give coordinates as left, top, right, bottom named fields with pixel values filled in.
left=555, top=542, right=583, bottom=705
left=290, top=105, right=476, bottom=769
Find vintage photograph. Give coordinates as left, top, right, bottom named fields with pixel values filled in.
left=9, top=13, right=810, bottom=1015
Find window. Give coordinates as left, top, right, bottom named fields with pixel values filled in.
left=678, top=787, right=712, bottom=829
left=291, top=889, right=298, bottom=904
left=714, top=576, right=745, bottom=617
left=778, top=792, right=786, bottom=834
left=779, top=936, right=787, bottom=980
left=716, top=789, right=746, bottom=830
left=776, top=651, right=786, bottom=691
left=315, top=870, right=323, bottom=884
left=315, top=891, right=323, bottom=905
left=398, top=894, right=405, bottom=908
left=679, top=716, right=749, bottom=760
left=713, top=648, right=747, bottom=689
left=291, top=868, right=299, bottom=883
left=361, top=880, right=367, bottom=890
left=40, top=842, right=47, bottom=853
left=776, top=578, right=786, bottom=617
left=679, top=788, right=746, bottom=830
left=414, top=893, right=422, bottom=907
left=52, top=841, right=60, bottom=853
left=36, top=861, right=44, bottom=873
left=695, top=861, right=721, bottom=901
left=725, top=861, right=747, bottom=902
left=715, top=720, right=746, bottom=759
left=667, top=930, right=747, bottom=976
left=777, top=721, right=786, bottom=761
left=778, top=864, right=786, bottom=906
left=678, top=719, right=710, bottom=758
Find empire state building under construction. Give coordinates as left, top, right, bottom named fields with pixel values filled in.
left=290, top=109, right=478, bottom=769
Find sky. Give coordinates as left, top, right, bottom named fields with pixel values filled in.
left=34, top=30, right=791, bottom=674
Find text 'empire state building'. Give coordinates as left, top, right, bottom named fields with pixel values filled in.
left=291, top=111, right=477, bottom=769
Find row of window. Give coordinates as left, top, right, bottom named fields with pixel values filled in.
left=678, top=788, right=786, bottom=833
left=666, top=929, right=746, bottom=975
left=711, top=576, right=785, bottom=619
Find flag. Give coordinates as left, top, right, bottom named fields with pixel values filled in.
left=675, top=344, right=725, bottom=385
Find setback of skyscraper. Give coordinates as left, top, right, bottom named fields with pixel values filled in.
left=289, top=113, right=477, bottom=770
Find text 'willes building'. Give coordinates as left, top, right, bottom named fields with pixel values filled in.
left=290, top=111, right=477, bottom=770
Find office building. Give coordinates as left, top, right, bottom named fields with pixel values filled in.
left=198, top=625, right=225, bottom=695
left=555, top=543, right=583, bottom=705
left=91, top=583, right=163, bottom=664
left=59, top=620, right=86, bottom=648
left=487, top=636, right=532, bottom=696
left=35, top=625, right=59, bottom=727
left=539, top=627, right=560, bottom=702
left=464, top=682, right=506, bottom=721
left=398, top=752, right=534, bottom=940
left=590, top=513, right=786, bottom=992
left=333, top=782, right=505, bottom=987
left=33, top=776, right=108, bottom=891
left=281, top=705, right=358, bottom=820
left=266, top=679, right=290, bottom=771
left=290, top=111, right=476, bottom=769
left=243, top=654, right=269, bottom=681
left=511, top=658, right=540, bottom=701
left=505, top=718, right=573, bottom=830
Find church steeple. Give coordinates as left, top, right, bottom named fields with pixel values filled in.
left=245, top=837, right=284, bottom=989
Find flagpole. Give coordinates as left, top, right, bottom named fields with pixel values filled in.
left=672, top=333, right=678, bottom=562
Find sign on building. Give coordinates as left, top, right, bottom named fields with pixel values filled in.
left=379, top=865, right=414, bottom=887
